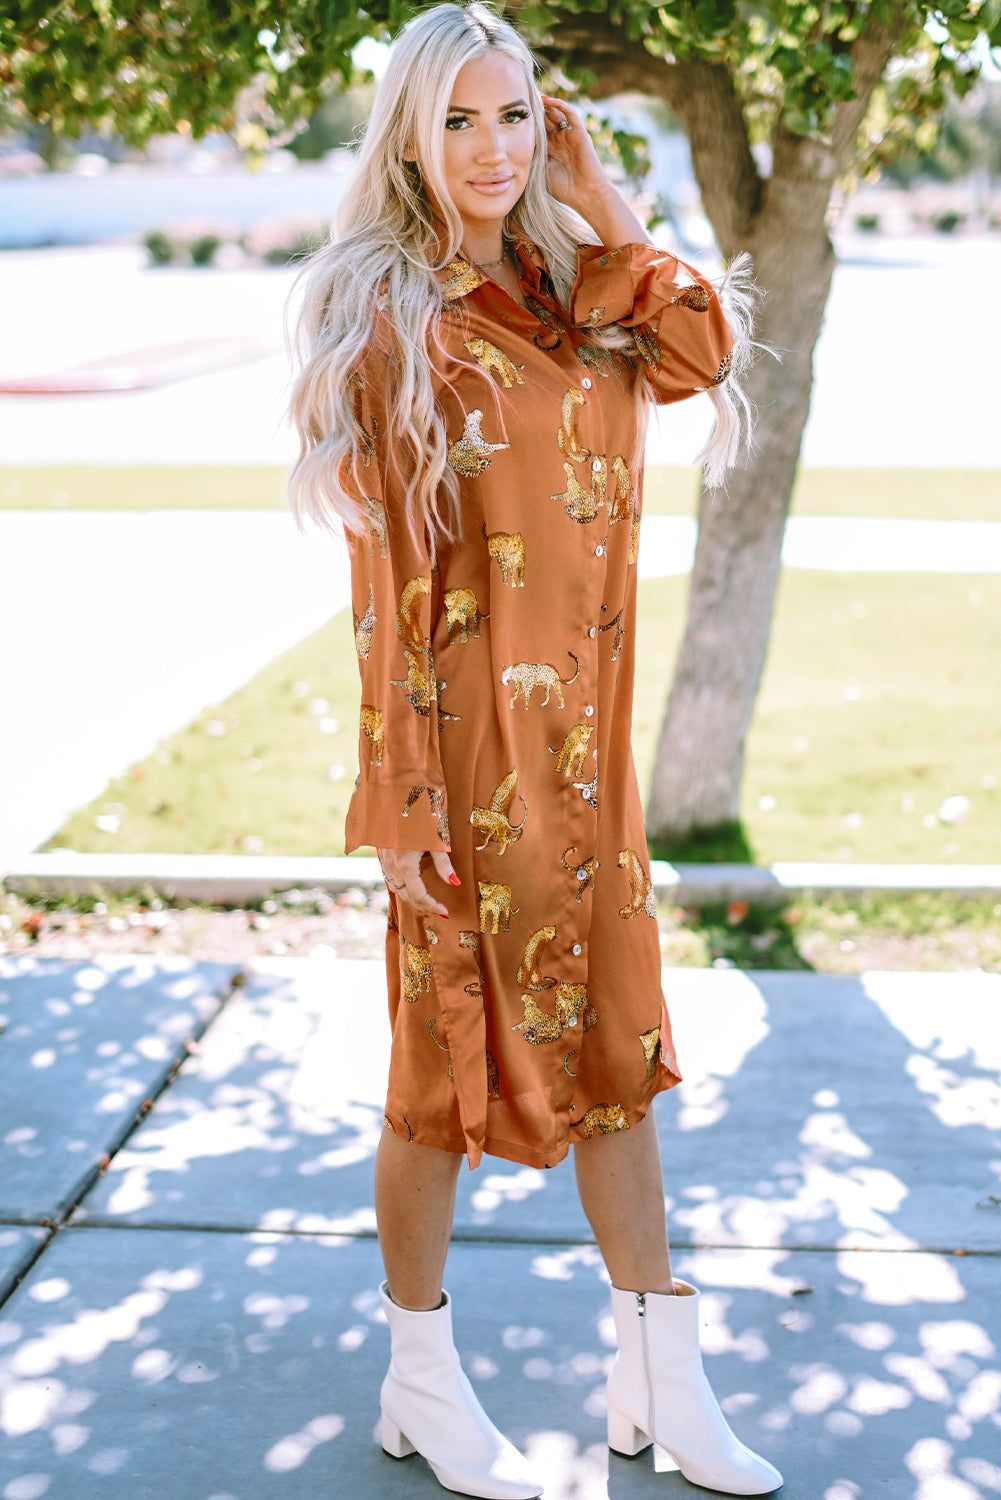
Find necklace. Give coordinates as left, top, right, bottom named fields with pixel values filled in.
left=468, top=244, right=509, bottom=269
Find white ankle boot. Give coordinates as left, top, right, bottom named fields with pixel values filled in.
left=607, top=1280, right=783, bottom=1495
left=379, top=1282, right=543, bottom=1499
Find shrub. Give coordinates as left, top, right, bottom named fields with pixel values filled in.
left=189, top=233, right=222, bottom=267
left=241, top=214, right=330, bottom=266
left=143, top=229, right=176, bottom=266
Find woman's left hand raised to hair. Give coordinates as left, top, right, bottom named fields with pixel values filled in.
left=541, top=95, right=651, bottom=249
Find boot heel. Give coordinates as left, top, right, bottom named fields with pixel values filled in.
left=381, top=1411, right=416, bottom=1460
left=608, top=1407, right=651, bottom=1458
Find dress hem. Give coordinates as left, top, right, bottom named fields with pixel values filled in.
left=384, top=1067, right=681, bottom=1172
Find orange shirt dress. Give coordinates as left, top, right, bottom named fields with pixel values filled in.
left=343, top=237, right=734, bottom=1170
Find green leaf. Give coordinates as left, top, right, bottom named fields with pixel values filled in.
left=772, top=44, right=803, bottom=79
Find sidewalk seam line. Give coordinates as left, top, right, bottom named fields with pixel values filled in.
left=43, top=1221, right=1001, bottom=1257
left=0, top=964, right=247, bottom=1312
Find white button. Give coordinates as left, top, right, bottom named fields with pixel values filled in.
left=595, top=545, right=604, bottom=557
left=584, top=705, right=594, bottom=717
left=576, top=867, right=588, bottom=880
left=591, top=457, right=603, bottom=472
left=588, top=626, right=596, bottom=638
left=582, top=378, right=592, bottom=390
left=572, top=943, right=582, bottom=956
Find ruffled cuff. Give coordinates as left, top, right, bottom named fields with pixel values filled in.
left=569, top=240, right=733, bottom=402
left=570, top=242, right=685, bottom=328
left=345, top=776, right=451, bottom=855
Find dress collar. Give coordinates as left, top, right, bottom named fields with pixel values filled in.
left=433, top=231, right=548, bottom=302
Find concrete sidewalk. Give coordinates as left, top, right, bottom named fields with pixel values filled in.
left=1, top=954, right=999, bottom=1498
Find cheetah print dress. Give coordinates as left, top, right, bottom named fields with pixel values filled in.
left=344, top=237, right=734, bottom=1169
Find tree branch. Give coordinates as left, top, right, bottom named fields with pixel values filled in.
left=656, top=57, right=764, bottom=255
left=830, top=8, right=913, bottom=166
left=533, top=12, right=763, bottom=254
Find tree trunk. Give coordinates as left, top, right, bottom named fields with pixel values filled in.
left=532, top=7, right=908, bottom=856
left=645, top=148, right=836, bottom=849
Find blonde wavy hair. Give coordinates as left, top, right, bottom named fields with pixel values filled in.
left=286, top=1, right=751, bottom=553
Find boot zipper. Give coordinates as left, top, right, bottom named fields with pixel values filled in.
left=637, top=1294, right=654, bottom=1444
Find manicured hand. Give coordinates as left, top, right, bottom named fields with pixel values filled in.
left=378, top=847, right=460, bottom=920
left=541, top=95, right=610, bottom=212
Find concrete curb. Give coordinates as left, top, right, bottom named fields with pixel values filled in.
left=4, top=852, right=1001, bottom=906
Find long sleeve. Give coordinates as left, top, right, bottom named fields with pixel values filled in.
left=569, top=242, right=734, bottom=404
left=342, top=360, right=450, bottom=855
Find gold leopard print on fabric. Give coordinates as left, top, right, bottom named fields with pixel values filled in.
left=628, top=509, right=641, bottom=566
left=575, top=341, right=611, bottom=376
left=672, top=284, right=711, bottom=311
left=359, top=705, right=384, bottom=768
left=633, top=325, right=661, bottom=369
left=349, top=373, right=378, bottom=467
left=517, top=925, right=557, bottom=991
left=353, top=586, right=376, bottom=660
left=555, top=981, right=589, bottom=1031
left=459, top=929, right=487, bottom=998
left=401, top=941, right=433, bottom=1003
left=447, top=409, right=509, bottom=477
left=428, top=1017, right=453, bottom=1077
left=557, top=388, right=591, bottom=464
left=574, top=750, right=598, bottom=810
left=608, top=456, right=633, bottom=524
left=397, top=576, right=430, bottom=653
left=444, top=587, right=488, bottom=644
left=550, top=724, right=592, bottom=778
left=486, top=530, right=525, bottom=588
left=440, top=259, right=486, bottom=301
left=562, top=846, right=597, bottom=902
left=513, top=992, right=563, bottom=1045
left=618, top=848, right=657, bottom=919
left=551, top=463, right=602, bottom=524
left=361, top=493, right=388, bottom=559
left=464, top=338, right=525, bottom=387
left=525, top=294, right=563, bottom=335
left=470, top=768, right=527, bottom=854
left=478, top=880, right=515, bottom=934
left=572, top=1102, right=629, bottom=1137
left=402, top=785, right=450, bottom=845
left=713, top=350, right=734, bottom=383
left=502, top=653, right=579, bottom=710
left=599, top=606, right=625, bottom=662
left=511, top=981, right=592, bottom=1045
left=390, top=649, right=435, bottom=716
left=639, top=1026, right=661, bottom=1080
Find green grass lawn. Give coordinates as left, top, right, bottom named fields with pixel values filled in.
left=48, top=570, right=1001, bottom=864
left=4, top=464, right=999, bottom=518
left=1, top=466, right=290, bottom=511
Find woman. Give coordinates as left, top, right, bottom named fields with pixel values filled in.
left=289, top=4, right=779, bottom=1496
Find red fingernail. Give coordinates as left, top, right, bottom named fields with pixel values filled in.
left=448, top=874, right=461, bottom=887
left=441, top=913, right=450, bottom=920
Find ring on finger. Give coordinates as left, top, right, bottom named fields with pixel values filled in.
left=556, top=119, right=571, bottom=132
left=385, top=877, right=405, bottom=892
